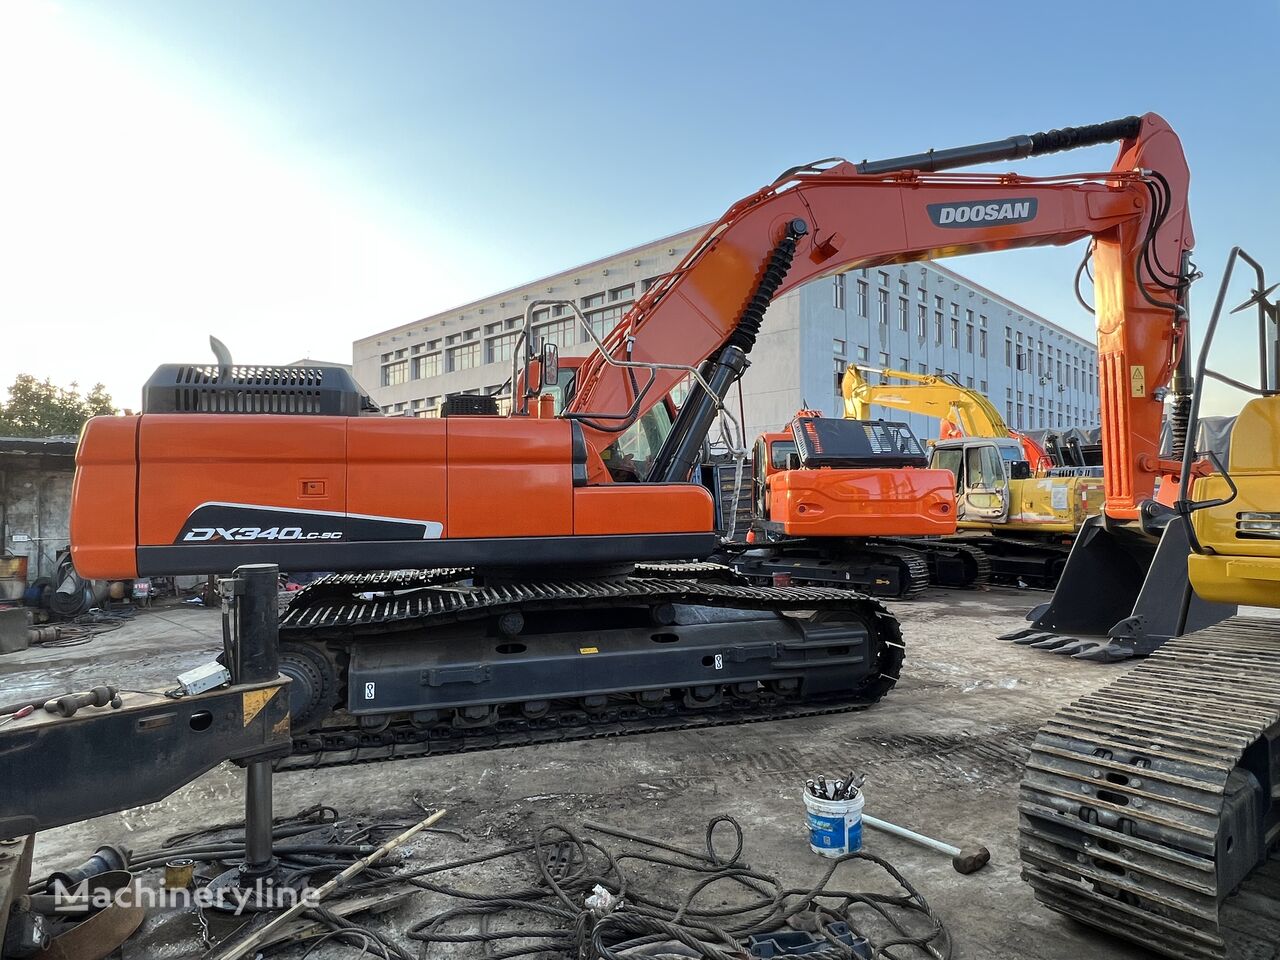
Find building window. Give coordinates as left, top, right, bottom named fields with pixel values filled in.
left=833, top=274, right=846, bottom=310
left=878, top=351, right=890, bottom=368
left=878, top=289, right=889, bottom=326
left=979, top=328, right=987, bottom=358
left=934, top=311, right=943, bottom=344
left=899, top=356, right=909, bottom=371
left=1004, top=328, right=1012, bottom=366
left=833, top=357, right=846, bottom=395
left=1006, top=400, right=1014, bottom=423
left=916, top=303, right=927, bottom=338
left=641, top=276, right=662, bottom=292
left=898, top=278, right=909, bottom=296
left=487, top=333, right=519, bottom=366
left=966, top=322, right=974, bottom=353
left=448, top=342, right=480, bottom=372
left=951, top=316, right=960, bottom=348
left=833, top=338, right=846, bottom=356
left=898, top=297, right=909, bottom=331
left=586, top=306, right=624, bottom=339
left=951, top=302, right=959, bottom=317
left=918, top=287, right=927, bottom=302
left=534, top=317, right=578, bottom=349
left=581, top=292, right=605, bottom=309
left=1016, top=348, right=1027, bottom=371
left=413, top=352, right=442, bottom=379
left=857, top=345, right=869, bottom=362
left=980, top=380, right=988, bottom=393
left=608, top=283, right=635, bottom=302
left=935, top=295, right=943, bottom=311
left=917, top=362, right=927, bottom=375
left=856, top=280, right=868, bottom=317
left=966, top=376, right=974, bottom=389
left=878, top=271, right=890, bottom=288
left=381, top=359, right=408, bottom=386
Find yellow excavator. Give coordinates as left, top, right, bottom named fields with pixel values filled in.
left=841, top=365, right=1103, bottom=586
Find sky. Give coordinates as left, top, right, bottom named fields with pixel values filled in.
left=0, top=0, right=1276, bottom=415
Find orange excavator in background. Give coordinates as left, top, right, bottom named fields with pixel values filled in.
left=69, top=114, right=1280, bottom=957
left=728, top=411, right=977, bottom=598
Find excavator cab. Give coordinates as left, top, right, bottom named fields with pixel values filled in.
left=931, top=439, right=1012, bottom=523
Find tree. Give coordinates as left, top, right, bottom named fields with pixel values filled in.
left=0, top=375, right=118, bottom=438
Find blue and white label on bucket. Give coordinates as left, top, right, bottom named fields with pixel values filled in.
left=807, top=812, right=863, bottom=852
left=807, top=813, right=842, bottom=848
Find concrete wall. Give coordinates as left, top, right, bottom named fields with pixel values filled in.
left=1, top=457, right=74, bottom=582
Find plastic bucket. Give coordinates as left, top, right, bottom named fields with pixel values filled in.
left=803, top=789, right=864, bottom=857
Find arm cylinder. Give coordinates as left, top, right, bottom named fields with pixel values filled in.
left=856, top=116, right=1142, bottom=175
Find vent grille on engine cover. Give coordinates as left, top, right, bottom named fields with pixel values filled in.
left=440, top=393, right=499, bottom=417
left=142, top=364, right=377, bottom=416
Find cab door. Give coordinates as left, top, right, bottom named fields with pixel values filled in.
left=959, top=441, right=1010, bottom=522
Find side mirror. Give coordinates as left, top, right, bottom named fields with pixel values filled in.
left=541, top=342, right=559, bottom=386
left=1009, top=459, right=1031, bottom=480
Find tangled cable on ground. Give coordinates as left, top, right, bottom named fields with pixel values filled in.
left=33, top=810, right=951, bottom=960
left=361, top=815, right=951, bottom=960
left=31, top=607, right=137, bottom=648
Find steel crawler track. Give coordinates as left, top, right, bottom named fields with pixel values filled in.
left=276, top=571, right=904, bottom=771
left=1019, top=617, right=1280, bottom=959
left=729, top=541, right=932, bottom=599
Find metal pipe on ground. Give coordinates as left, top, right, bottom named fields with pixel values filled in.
left=862, top=813, right=990, bottom=875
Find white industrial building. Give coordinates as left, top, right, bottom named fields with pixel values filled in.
left=353, top=227, right=1099, bottom=443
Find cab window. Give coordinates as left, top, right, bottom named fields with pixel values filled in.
left=602, top=404, right=674, bottom=482
left=770, top=440, right=798, bottom=470
left=932, top=447, right=964, bottom=489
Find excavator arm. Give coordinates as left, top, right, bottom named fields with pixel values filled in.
left=841, top=366, right=1054, bottom=472
left=569, top=114, right=1192, bottom=521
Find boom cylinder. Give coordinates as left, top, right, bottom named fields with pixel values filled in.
left=856, top=116, right=1143, bottom=175
left=650, top=346, right=749, bottom=483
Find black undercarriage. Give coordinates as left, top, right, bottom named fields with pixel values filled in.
left=273, top=566, right=904, bottom=771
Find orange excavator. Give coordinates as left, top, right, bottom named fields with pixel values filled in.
left=730, top=411, right=968, bottom=598
left=72, top=113, right=1225, bottom=738
left=69, top=114, right=1280, bottom=956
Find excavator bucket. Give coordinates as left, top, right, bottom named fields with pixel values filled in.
left=999, top=515, right=1236, bottom=660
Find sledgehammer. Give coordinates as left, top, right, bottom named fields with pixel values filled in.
left=862, top=814, right=990, bottom=874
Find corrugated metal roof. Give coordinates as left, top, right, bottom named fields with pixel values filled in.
left=0, top=436, right=78, bottom=457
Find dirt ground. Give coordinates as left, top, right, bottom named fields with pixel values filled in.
left=0, top=587, right=1193, bottom=959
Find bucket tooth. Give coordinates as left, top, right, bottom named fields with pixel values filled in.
left=1027, top=634, right=1080, bottom=651
left=1070, top=641, right=1137, bottom=662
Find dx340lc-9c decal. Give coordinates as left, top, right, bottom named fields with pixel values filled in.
left=183, top=526, right=342, bottom=542
left=173, top=502, right=443, bottom=545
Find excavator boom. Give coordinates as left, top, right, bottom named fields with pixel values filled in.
left=842, top=366, right=1054, bottom=472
